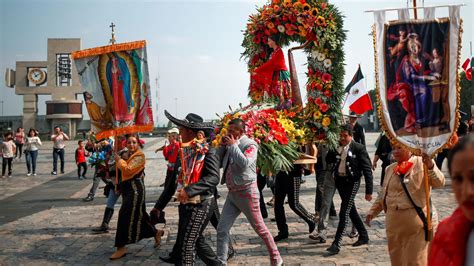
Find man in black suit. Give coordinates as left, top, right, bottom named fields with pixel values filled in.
left=326, top=124, right=373, bottom=255
left=348, top=113, right=366, bottom=146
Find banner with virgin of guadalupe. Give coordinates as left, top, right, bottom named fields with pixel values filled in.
left=373, top=6, right=462, bottom=156
left=72, top=41, right=154, bottom=139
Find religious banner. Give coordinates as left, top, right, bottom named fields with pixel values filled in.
left=373, top=6, right=462, bottom=156
left=72, top=41, right=154, bottom=139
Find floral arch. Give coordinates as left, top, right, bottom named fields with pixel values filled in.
left=242, top=0, right=346, bottom=148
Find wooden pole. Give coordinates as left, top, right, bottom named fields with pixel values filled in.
left=413, top=0, right=418, bottom=19
left=423, top=159, right=433, bottom=241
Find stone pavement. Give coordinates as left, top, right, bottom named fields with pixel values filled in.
left=0, top=133, right=457, bottom=265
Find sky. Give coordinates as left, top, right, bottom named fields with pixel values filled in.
left=0, top=0, right=472, bottom=126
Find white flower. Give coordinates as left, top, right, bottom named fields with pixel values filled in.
left=311, top=50, right=319, bottom=58
left=317, top=53, right=325, bottom=61
left=323, top=58, right=332, bottom=68
left=297, top=16, right=304, bottom=24
left=277, top=25, right=286, bottom=33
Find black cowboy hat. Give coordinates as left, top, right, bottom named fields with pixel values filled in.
left=344, top=111, right=363, bottom=118
left=164, top=110, right=215, bottom=130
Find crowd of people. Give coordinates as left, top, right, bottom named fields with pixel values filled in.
left=0, top=113, right=473, bottom=265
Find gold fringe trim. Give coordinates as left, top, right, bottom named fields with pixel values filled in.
left=373, top=19, right=463, bottom=158
left=71, top=40, right=146, bottom=59
left=95, top=124, right=154, bottom=140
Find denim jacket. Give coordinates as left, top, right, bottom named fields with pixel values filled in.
left=218, top=135, right=258, bottom=191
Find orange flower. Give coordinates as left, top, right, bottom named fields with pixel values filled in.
left=322, top=117, right=331, bottom=127
left=266, top=22, right=275, bottom=29
left=316, top=16, right=327, bottom=27
left=283, top=0, right=292, bottom=8
left=311, top=8, right=319, bottom=17
left=298, top=26, right=307, bottom=37
left=273, top=5, right=281, bottom=13
left=302, top=3, right=310, bottom=12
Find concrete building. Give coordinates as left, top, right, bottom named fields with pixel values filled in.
left=5, top=38, right=84, bottom=138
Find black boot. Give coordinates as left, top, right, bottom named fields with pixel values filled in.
left=273, top=231, right=289, bottom=242
left=92, top=207, right=114, bottom=233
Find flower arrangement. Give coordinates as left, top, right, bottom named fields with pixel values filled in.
left=213, top=104, right=301, bottom=175
left=242, top=0, right=346, bottom=149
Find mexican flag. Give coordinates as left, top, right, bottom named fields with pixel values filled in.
left=343, top=66, right=373, bottom=115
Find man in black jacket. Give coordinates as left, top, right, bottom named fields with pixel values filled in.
left=152, top=111, right=220, bottom=265
left=326, top=124, right=373, bottom=255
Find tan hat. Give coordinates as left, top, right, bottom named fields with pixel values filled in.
left=168, top=128, right=179, bottom=135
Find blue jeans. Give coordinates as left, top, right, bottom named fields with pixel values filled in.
left=106, top=188, right=120, bottom=209
left=52, top=148, right=65, bottom=173
left=25, top=150, right=38, bottom=174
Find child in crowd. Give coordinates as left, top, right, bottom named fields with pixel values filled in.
left=75, top=140, right=90, bottom=180
left=1, top=132, right=16, bottom=178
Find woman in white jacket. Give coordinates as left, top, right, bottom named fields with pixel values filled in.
left=25, top=128, right=42, bottom=176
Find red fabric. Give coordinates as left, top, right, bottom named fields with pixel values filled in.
left=76, top=148, right=86, bottom=163
left=251, top=48, right=287, bottom=93
left=428, top=208, right=472, bottom=266
left=387, top=59, right=416, bottom=132
left=163, top=142, right=180, bottom=164
left=189, top=160, right=204, bottom=185
left=349, top=93, right=373, bottom=115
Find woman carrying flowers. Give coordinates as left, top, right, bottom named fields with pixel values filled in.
left=250, top=35, right=292, bottom=109
left=365, top=145, right=445, bottom=265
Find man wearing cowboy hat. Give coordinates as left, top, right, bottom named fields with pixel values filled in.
left=346, top=112, right=366, bottom=146
left=216, top=118, right=282, bottom=266
left=152, top=111, right=219, bottom=265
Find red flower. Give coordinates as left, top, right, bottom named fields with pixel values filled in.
left=314, top=97, right=323, bottom=105
left=264, top=29, right=271, bottom=36
left=289, top=15, right=297, bottom=23
left=321, top=2, right=327, bottom=9
left=259, top=51, right=267, bottom=59
left=253, top=35, right=261, bottom=44
left=308, top=67, right=315, bottom=76
left=320, top=103, right=329, bottom=113
left=317, top=133, right=326, bottom=140
left=324, top=90, right=332, bottom=97
left=396, top=161, right=414, bottom=175
left=315, top=83, right=323, bottom=91
left=322, top=73, right=332, bottom=82
left=316, top=70, right=322, bottom=78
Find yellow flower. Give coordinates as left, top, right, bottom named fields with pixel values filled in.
left=283, top=0, right=292, bottom=8
left=211, top=140, right=219, bottom=147
left=311, top=8, right=319, bottom=17
left=313, top=111, right=322, bottom=120
left=220, top=128, right=228, bottom=136
left=322, top=117, right=331, bottom=127
left=233, top=112, right=240, bottom=119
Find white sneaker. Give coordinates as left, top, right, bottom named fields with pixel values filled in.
left=27, top=173, right=32, bottom=176
left=33, top=173, right=37, bottom=176
left=8, top=175, right=11, bottom=178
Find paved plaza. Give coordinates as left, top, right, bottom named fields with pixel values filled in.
left=0, top=133, right=457, bottom=265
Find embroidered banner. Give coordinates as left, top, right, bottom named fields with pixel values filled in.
left=72, top=41, right=154, bottom=139
left=373, top=7, right=462, bottom=156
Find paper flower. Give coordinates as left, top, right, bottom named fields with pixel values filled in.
left=277, top=25, right=286, bottom=33
left=323, top=58, right=332, bottom=68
